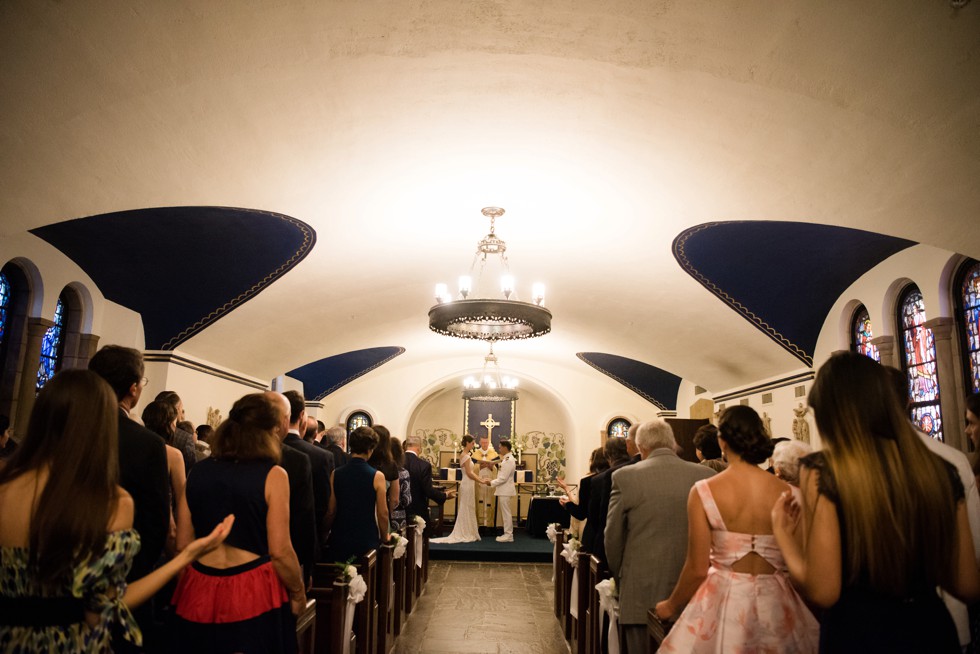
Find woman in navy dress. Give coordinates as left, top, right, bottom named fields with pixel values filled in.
left=324, top=426, right=390, bottom=562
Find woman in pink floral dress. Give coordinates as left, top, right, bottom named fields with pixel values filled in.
left=654, top=406, right=818, bottom=653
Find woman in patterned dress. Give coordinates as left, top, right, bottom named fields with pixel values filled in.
left=0, top=370, right=232, bottom=653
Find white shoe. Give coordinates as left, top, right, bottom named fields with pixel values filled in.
left=496, top=535, right=513, bottom=542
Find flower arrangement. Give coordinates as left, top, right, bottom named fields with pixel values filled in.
left=545, top=522, right=562, bottom=544
left=389, top=532, right=408, bottom=559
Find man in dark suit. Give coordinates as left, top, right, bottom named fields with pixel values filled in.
left=265, top=391, right=317, bottom=577
left=89, top=345, right=170, bottom=652
left=323, top=424, right=350, bottom=468
left=404, top=435, right=454, bottom=535
left=283, top=390, right=334, bottom=551
left=586, top=425, right=640, bottom=568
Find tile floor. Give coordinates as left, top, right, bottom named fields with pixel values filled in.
left=391, top=562, right=569, bottom=654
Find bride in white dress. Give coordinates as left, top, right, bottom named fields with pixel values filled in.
left=432, top=435, right=487, bottom=543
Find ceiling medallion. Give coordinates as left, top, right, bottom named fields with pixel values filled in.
left=462, top=343, right=519, bottom=402
left=429, top=207, right=552, bottom=341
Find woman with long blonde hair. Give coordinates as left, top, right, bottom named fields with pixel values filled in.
left=773, top=352, right=980, bottom=652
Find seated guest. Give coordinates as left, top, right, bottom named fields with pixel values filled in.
left=693, top=424, right=728, bottom=473
left=606, top=419, right=714, bottom=654
left=655, top=406, right=818, bottom=652
left=771, top=439, right=812, bottom=487
left=324, top=425, right=350, bottom=468
left=324, top=426, right=390, bottom=562
left=390, top=437, right=412, bottom=531
left=0, top=370, right=231, bottom=653
left=172, top=393, right=305, bottom=654
left=773, top=352, right=980, bottom=653
left=404, top=435, right=454, bottom=535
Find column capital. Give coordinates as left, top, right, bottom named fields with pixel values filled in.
left=924, top=316, right=954, bottom=339
left=26, top=317, right=55, bottom=331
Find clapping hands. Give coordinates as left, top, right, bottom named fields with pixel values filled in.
left=771, top=489, right=801, bottom=536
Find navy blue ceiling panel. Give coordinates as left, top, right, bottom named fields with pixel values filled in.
left=31, top=207, right=315, bottom=350
left=577, top=352, right=682, bottom=410
left=287, top=347, right=406, bottom=400
left=672, top=222, right=916, bottom=367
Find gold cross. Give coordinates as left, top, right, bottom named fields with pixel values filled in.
left=480, top=414, right=500, bottom=440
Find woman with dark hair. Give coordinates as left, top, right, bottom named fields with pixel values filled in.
left=773, top=352, right=980, bottom=653
left=557, top=446, right=606, bottom=532
left=693, top=424, right=728, bottom=473
left=390, top=437, right=412, bottom=531
left=142, top=400, right=188, bottom=556
left=171, top=393, right=305, bottom=654
left=655, top=405, right=818, bottom=652
left=431, top=435, right=484, bottom=544
left=324, top=426, right=391, bottom=562
left=367, top=424, right=400, bottom=519
left=0, top=370, right=231, bottom=653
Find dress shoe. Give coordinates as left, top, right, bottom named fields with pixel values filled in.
left=496, top=535, right=513, bottom=542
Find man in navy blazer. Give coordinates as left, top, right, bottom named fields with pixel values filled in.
left=323, top=424, right=350, bottom=468
left=283, top=391, right=334, bottom=550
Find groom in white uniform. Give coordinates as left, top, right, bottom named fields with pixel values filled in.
left=490, top=440, right=517, bottom=542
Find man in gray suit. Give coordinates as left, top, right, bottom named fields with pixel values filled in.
left=605, top=418, right=715, bottom=654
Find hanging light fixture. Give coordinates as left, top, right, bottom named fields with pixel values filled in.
left=429, top=206, right=552, bottom=341
left=462, top=343, right=519, bottom=401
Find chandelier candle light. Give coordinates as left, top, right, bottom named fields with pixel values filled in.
left=429, top=207, right=552, bottom=341
left=462, top=343, right=519, bottom=402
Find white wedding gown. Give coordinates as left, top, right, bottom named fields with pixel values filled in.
left=431, top=454, right=481, bottom=543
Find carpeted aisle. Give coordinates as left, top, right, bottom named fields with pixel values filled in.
left=428, top=529, right=553, bottom=563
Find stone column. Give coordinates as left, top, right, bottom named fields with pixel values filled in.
left=61, top=332, right=100, bottom=370
left=13, top=318, right=54, bottom=437
left=870, top=335, right=897, bottom=369
left=925, top=317, right=965, bottom=451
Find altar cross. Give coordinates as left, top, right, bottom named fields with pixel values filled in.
left=480, top=414, right=500, bottom=440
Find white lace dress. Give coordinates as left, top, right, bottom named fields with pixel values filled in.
left=431, top=454, right=481, bottom=543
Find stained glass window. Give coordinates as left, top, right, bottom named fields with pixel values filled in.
left=607, top=418, right=631, bottom=439
left=898, top=285, right=943, bottom=440
left=957, top=260, right=980, bottom=395
left=0, top=272, right=9, bottom=352
left=36, top=295, right=66, bottom=392
left=851, top=305, right=880, bottom=361
left=346, top=411, right=372, bottom=435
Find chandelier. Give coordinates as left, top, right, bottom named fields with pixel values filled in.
left=462, top=343, right=519, bottom=402
left=429, top=206, right=552, bottom=341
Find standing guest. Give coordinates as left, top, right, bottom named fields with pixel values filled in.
left=557, top=447, right=608, bottom=533
left=693, top=424, right=728, bottom=473
left=586, top=429, right=638, bottom=568
left=196, top=424, right=214, bottom=445
left=773, top=352, right=980, bottom=653
left=0, top=370, right=232, bottom=654
left=282, top=391, right=334, bottom=550
left=265, top=392, right=317, bottom=576
left=771, top=439, right=813, bottom=487
left=390, top=438, right=412, bottom=530
left=324, top=426, right=391, bottom=562
left=303, top=416, right=317, bottom=443
left=172, top=393, right=305, bottom=654
left=605, top=419, right=715, bottom=654
left=368, top=424, right=400, bottom=517
left=313, top=420, right=327, bottom=449
left=404, top=436, right=454, bottom=536
left=655, top=406, right=818, bottom=652
left=324, top=425, right=350, bottom=468
left=0, top=413, right=16, bottom=458
left=155, top=391, right=197, bottom=474
left=142, top=400, right=189, bottom=556
left=88, top=345, right=170, bottom=651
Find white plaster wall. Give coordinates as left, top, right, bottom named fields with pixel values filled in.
left=711, top=368, right=815, bottom=447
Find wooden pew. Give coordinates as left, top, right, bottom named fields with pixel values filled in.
left=375, top=542, right=395, bottom=654
left=562, top=536, right=574, bottom=640
left=588, top=555, right=609, bottom=654
left=310, top=565, right=354, bottom=654
left=575, top=551, right=590, bottom=654
left=295, top=598, right=316, bottom=654
left=354, top=550, right=378, bottom=654
left=392, top=534, right=406, bottom=636
left=554, top=529, right=566, bottom=620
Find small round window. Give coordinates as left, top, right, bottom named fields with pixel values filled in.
left=607, top=417, right=631, bottom=439
left=346, top=411, right=372, bottom=435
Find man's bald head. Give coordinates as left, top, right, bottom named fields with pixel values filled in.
left=262, top=391, right=291, bottom=441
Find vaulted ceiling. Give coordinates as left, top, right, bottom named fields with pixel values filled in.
left=2, top=1, right=978, bottom=398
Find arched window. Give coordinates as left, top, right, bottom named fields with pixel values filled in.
left=955, top=259, right=980, bottom=396
left=851, top=304, right=880, bottom=361
left=36, top=293, right=67, bottom=392
left=898, top=284, right=943, bottom=440
left=607, top=417, right=631, bottom=439
left=346, top=411, right=372, bottom=435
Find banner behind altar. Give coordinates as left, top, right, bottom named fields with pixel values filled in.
left=464, top=399, right=516, bottom=449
